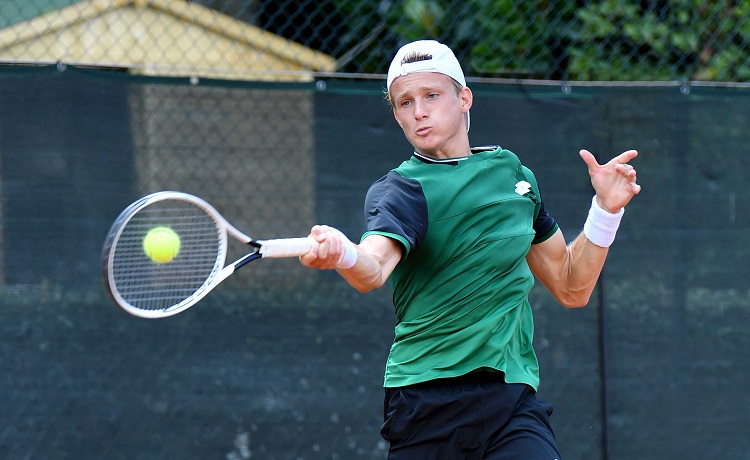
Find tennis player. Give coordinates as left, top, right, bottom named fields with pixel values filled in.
left=300, top=40, right=640, bottom=459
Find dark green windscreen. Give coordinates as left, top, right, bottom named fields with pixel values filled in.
left=1, top=66, right=748, bottom=459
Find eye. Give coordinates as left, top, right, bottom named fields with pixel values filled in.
left=400, top=99, right=412, bottom=107
left=427, top=92, right=438, bottom=99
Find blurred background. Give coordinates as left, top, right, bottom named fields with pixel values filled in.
left=1, top=1, right=749, bottom=459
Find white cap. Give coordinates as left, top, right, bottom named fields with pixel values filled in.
left=387, top=40, right=469, bottom=131
left=387, top=40, right=466, bottom=89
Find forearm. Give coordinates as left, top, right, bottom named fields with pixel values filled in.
left=529, top=230, right=605, bottom=308
left=529, top=196, right=624, bottom=307
left=564, top=194, right=626, bottom=304
left=559, top=232, right=609, bottom=306
left=300, top=228, right=402, bottom=294
left=340, top=234, right=403, bottom=293
left=337, top=246, right=391, bottom=293
left=532, top=149, right=639, bottom=307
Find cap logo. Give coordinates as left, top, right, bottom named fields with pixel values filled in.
left=401, top=51, right=433, bottom=65
left=397, top=53, right=440, bottom=77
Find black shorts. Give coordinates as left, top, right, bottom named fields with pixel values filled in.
left=381, top=372, right=560, bottom=460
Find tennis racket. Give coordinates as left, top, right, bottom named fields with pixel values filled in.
left=101, top=191, right=314, bottom=318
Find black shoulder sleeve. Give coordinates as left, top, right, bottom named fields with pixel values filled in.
left=364, top=171, right=428, bottom=254
left=518, top=164, right=558, bottom=244
left=532, top=198, right=559, bottom=244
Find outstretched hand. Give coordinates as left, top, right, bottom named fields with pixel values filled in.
left=579, top=149, right=641, bottom=213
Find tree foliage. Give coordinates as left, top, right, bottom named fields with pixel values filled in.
left=332, top=0, right=750, bottom=82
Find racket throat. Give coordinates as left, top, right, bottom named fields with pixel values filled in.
left=234, top=251, right=262, bottom=270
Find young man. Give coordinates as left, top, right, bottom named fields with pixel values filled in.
left=300, top=40, right=640, bottom=459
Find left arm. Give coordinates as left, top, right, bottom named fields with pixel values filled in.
left=527, top=228, right=606, bottom=308
left=527, top=149, right=641, bottom=308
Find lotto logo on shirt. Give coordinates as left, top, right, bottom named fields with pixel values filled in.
left=515, top=180, right=532, bottom=196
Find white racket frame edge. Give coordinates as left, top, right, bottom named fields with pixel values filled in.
left=105, top=191, right=314, bottom=318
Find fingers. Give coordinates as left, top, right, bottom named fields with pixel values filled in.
left=613, top=149, right=638, bottom=165
left=615, top=161, right=639, bottom=189
left=581, top=148, right=640, bottom=183
left=578, top=149, right=598, bottom=170
left=299, top=225, right=346, bottom=270
left=615, top=162, right=636, bottom=177
left=630, top=176, right=640, bottom=193
left=582, top=149, right=642, bottom=210
left=308, top=224, right=330, bottom=241
left=580, top=149, right=639, bottom=168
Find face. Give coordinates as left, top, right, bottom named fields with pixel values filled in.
left=389, top=72, right=472, bottom=159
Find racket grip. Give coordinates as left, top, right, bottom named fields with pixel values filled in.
left=258, top=237, right=314, bottom=258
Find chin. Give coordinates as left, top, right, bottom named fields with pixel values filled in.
left=411, top=138, right=440, bottom=154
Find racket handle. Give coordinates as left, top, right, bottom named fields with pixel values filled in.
left=258, top=237, right=314, bottom=258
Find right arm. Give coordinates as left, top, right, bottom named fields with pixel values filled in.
left=299, top=225, right=402, bottom=293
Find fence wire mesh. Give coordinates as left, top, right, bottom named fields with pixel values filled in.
left=2, top=2, right=750, bottom=460
left=1, top=0, right=749, bottom=83
left=2, top=64, right=750, bottom=460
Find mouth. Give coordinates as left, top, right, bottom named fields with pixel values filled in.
left=415, top=126, right=432, bottom=136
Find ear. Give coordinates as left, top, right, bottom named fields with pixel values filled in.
left=460, top=87, right=473, bottom=113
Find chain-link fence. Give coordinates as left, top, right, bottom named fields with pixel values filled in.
left=2, top=2, right=750, bottom=460
left=1, top=0, right=750, bottom=83
left=2, top=64, right=749, bottom=460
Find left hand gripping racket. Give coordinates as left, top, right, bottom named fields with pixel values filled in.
left=101, top=191, right=314, bottom=318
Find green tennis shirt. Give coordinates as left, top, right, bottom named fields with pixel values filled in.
left=362, top=146, right=558, bottom=389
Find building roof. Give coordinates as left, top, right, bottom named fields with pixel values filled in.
left=0, top=0, right=81, bottom=28
left=0, top=0, right=336, bottom=81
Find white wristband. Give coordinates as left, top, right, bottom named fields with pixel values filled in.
left=583, top=196, right=624, bottom=247
left=330, top=228, right=358, bottom=269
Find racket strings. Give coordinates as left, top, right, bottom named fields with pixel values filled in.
left=110, top=200, right=224, bottom=312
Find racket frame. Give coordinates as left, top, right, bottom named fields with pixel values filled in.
left=102, top=191, right=308, bottom=319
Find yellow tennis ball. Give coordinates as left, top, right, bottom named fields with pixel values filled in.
left=143, top=226, right=181, bottom=263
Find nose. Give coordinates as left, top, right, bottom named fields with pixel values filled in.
left=413, top=100, right=428, bottom=119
